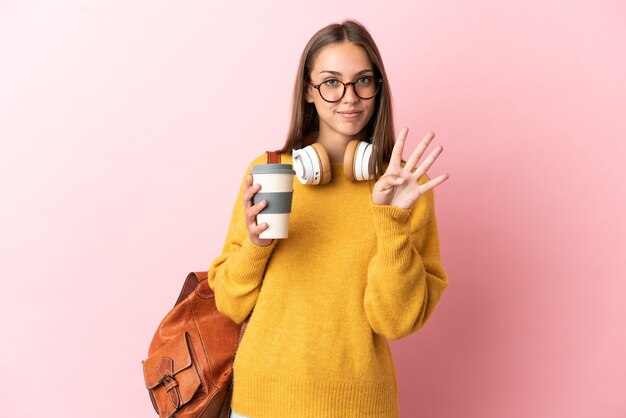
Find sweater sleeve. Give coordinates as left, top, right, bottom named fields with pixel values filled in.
left=207, top=156, right=278, bottom=324
left=364, top=176, right=448, bottom=340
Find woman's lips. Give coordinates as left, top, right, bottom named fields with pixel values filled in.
left=337, top=110, right=362, bottom=119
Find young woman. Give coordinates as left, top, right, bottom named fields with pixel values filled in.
left=209, top=19, right=449, bottom=418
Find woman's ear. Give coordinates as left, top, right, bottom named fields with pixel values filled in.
left=304, top=85, right=314, bottom=103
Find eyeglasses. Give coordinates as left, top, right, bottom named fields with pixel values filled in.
left=309, top=76, right=383, bottom=103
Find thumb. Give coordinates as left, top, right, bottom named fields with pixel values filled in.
left=377, top=174, right=404, bottom=192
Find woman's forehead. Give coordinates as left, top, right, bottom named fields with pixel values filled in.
left=310, top=42, right=373, bottom=75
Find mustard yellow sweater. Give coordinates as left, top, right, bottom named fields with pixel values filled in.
left=208, top=152, right=448, bottom=418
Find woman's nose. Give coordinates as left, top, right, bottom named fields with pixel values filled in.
left=342, top=83, right=359, bottom=103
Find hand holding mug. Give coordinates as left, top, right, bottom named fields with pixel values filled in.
left=242, top=174, right=273, bottom=247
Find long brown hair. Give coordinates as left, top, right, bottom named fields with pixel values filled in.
left=277, top=20, right=395, bottom=182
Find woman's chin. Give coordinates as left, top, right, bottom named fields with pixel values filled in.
left=337, top=123, right=368, bottom=138
left=319, top=120, right=369, bottom=140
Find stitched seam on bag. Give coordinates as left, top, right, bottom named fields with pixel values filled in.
left=189, top=298, right=220, bottom=390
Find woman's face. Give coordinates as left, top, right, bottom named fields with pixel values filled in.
left=305, top=41, right=377, bottom=143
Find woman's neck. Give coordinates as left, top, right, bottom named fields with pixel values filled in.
left=313, top=130, right=368, bottom=163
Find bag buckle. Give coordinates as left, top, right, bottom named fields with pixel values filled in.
left=158, top=357, right=182, bottom=410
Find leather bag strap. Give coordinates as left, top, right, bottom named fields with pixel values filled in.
left=266, top=150, right=281, bottom=164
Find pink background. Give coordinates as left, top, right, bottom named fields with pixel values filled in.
left=1, top=1, right=625, bottom=417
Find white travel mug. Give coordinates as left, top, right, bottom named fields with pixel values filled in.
left=250, top=163, right=295, bottom=239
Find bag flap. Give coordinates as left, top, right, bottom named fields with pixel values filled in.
left=143, top=332, right=195, bottom=389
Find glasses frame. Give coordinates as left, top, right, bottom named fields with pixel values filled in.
left=308, top=76, right=383, bottom=103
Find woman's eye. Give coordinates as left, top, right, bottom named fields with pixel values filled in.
left=357, top=76, right=372, bottom=85
left=323, top=79, right=339, bottom=88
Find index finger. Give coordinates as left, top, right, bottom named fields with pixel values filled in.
left=389, top=127, right=409, bottom=168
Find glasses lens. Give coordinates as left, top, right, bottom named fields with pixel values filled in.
left=319, top=80, right=344, bottom=103
left=354, top=77, right=379, bottom=100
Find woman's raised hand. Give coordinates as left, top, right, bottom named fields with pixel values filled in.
left=243, top=175, right=273, bottom=247
left=371, top=127, right=449, bottom=209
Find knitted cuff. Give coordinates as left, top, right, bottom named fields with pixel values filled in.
left=234, top=235, right=278, bottom=285
left=370, top=201, right=412, bottom=267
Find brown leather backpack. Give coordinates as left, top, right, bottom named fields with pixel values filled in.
left=142, top=271, right=246, bottom=418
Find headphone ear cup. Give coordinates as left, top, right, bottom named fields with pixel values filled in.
left=344, top=140, right=373, bottom=181
left=293, top=143, right=332, bottom=185
left=310, top=143, right=332, bottom=185
left=343, top=140, right=360, bottom=181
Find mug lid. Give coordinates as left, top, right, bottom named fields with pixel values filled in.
left=250, top=164, right=296, bottom=175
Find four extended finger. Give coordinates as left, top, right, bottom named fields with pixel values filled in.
left=389, top=127, right=409, bottom=168
left=412, top=145, right=444, bottom=179
left=405, top=132, right=434, bottom=173
left=418, top=173, right=450, bottom=195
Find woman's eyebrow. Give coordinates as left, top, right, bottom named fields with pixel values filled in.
left=319, top=69, right=374, bottom=76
